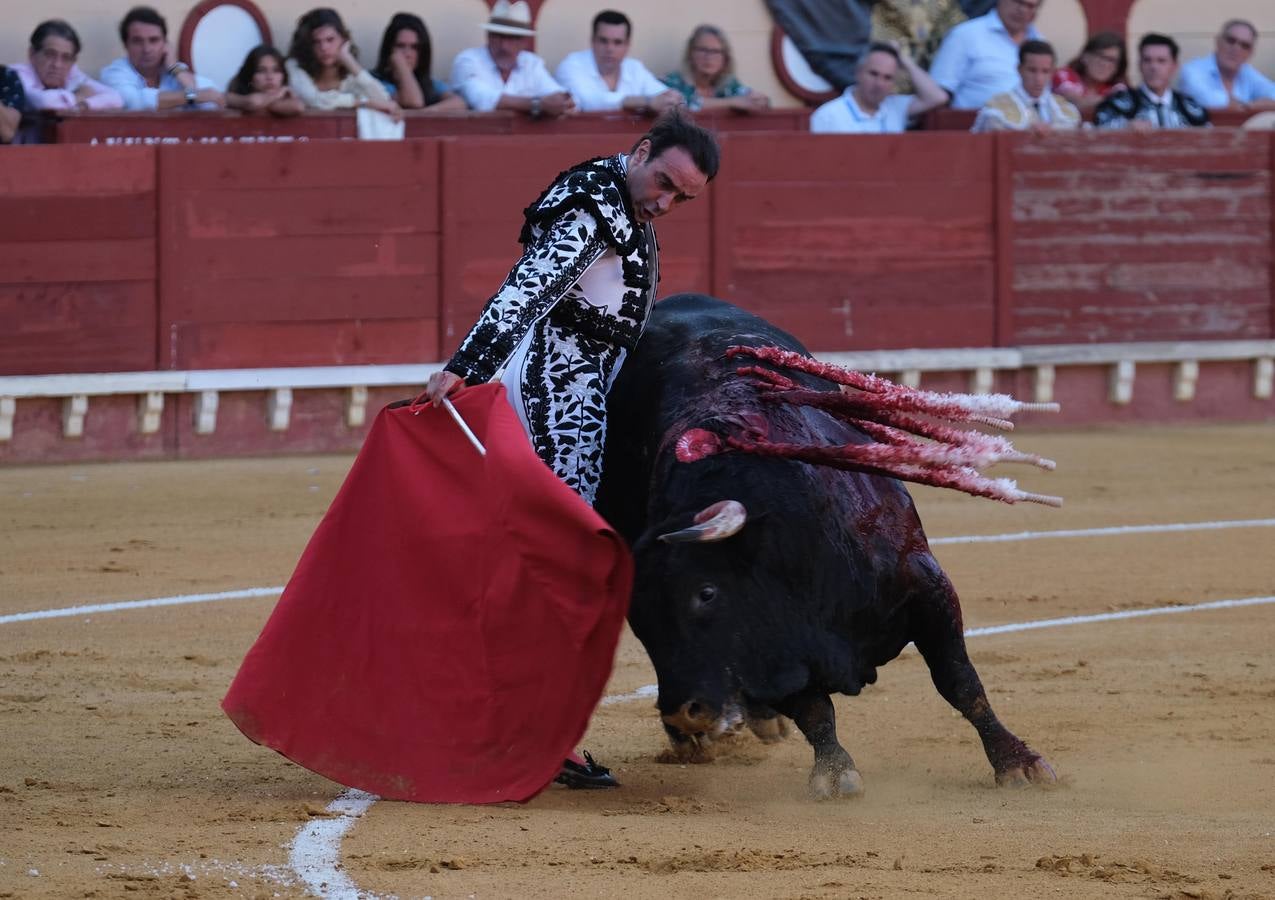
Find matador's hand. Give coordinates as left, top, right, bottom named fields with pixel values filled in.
left=424, top=370, right=465, bottom=406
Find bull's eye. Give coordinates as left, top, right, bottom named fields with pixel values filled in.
left=696, top=585, right=718, bottom=607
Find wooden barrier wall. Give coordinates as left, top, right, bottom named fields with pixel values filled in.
left=1, top=130, right=1272, bottom=377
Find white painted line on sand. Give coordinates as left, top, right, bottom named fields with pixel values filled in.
left=0, top=587, right=283, bottom=625
left=929, top=517, right=1275, bottom=546
left=5, top=518, right=1273, bottom=628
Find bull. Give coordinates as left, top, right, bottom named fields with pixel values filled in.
left=595, top=293, right=1057, bottom=799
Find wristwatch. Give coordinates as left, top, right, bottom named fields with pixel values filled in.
left=184, top=87, right=198, bottom=107
left=529, top=95, right=542, bottom=119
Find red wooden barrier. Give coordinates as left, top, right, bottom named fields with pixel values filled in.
left=711, top=132, right=998, bottom=351
left=0, top=146, right=158, bottom=374
left=157, top=140, right=441, bottom=368
left=1006, top=129, right=1272, bottom=344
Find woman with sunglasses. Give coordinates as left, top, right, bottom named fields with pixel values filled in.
left=662, top=24, right=768, bottom=112
left=1052, top=31, right=1127, bottom=113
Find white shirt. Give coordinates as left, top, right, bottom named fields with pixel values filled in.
left=929, top=10, right=1043, bottom=110
left=553, top=49, right=668, bottom=111
left=810, top=90, right=914, bottom=134
left=1179, top=54, right=1275, bottom=108
left=99, top=56, right=215, bottom=110
left=449, top=46, right=564, bottom=112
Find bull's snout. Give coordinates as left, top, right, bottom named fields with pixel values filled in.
left=661, top=700, right=721, bottom=736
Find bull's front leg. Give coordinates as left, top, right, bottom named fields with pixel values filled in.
left=774, top=691, right=864, bottom=800
left=912, top=568, right=1057, bottom=786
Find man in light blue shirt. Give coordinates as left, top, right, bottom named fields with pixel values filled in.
left=929, top=0, right=1045, bottom=110
left=810, top=42, right=947, bottom=133
left=1178, top=19, right=1275, bottom=112
left=100, top=6, right=222, bottom=110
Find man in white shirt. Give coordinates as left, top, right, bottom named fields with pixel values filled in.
left=1096, top=33, right=1209, bottom=130
left=99, top=5, right=222, bottom=110
left=1178, top=19, right=1275, bottom=113
left=449, top=0, right=575, bottom=118
left=554, top=10, right=682, bottom=114
left=929, top=0, right=1045, bottom=110
left=972, top=40, right=1081, bottom=132
left=810, top=42, right=947, bottom=133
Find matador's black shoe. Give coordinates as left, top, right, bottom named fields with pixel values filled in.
left=555, top=750, right=619, bottom=789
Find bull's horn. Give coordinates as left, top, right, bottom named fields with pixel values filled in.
left=657, top=500, right=748, bottom=544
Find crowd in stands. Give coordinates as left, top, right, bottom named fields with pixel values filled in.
left=2, top=0, right=1273, bottom=144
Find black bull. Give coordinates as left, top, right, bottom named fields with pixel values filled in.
left=595, top=294, right=1055, bottom=798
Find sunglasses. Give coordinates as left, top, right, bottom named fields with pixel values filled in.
left=1221, top=34, right=1254, bottom=51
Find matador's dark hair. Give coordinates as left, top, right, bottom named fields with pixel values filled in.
left=632, top=107, right=721, bottom=182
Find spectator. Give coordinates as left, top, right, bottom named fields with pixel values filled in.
left=1178, top=19, right=1275, bottom=112
left=1096, top=33, right=1209, bottom=130
left=929, top=0, right=1044, bottom=110
left=663, top=24, right=769, bottom=112
left=286, top=8, right=400, bottom=120
left=810, top=41, right=947, bottom=133
left=13, top=20, right=123, bottom=112
left=372, top=13, right=465, bottom=112
left=1053, top=31, right=1128, bottom=113
left=449, top=0, right=574, bottom=118
left=101, top=6, right=223, bottom=110
left=1, top=65, right=24, bottom=143
left=555, top=10, right=680, bottom=114
left=225, top=46, right=304, bottom=117
left=972, top=40, right=1081, bottom=132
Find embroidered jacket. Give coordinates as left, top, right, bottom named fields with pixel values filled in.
left=1094, top=86, right=1209, bottom=129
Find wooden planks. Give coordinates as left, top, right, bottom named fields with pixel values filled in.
left=157, top=140, right=441, bottom=368
left=712, top=132, right=997, bottom=351
left=0, top=146, right=158, bottom=375
left=1007, top=130, right=1273, bottom=344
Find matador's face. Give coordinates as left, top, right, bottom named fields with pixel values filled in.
left=626, top=141, right=708, bottom=224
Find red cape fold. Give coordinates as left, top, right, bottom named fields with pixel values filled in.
left=222, top=384, right=633, bottom=803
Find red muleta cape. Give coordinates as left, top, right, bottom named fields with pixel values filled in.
left=222, top=384, right=633, bottom=803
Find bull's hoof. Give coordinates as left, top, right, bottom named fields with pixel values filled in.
left=808, top=766, right=864, bottom=801
left=995, top=756, right=1057, bottom=787
left=746, top=714, right=791, bottom=744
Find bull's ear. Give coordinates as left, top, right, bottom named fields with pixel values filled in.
left=657, top=500, right=747, bottom=544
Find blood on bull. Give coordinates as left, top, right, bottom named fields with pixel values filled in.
left=596, top=293, right=1060, bottom=799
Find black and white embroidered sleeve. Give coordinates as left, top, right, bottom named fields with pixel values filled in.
left=446, top=208, right=610, bottom=385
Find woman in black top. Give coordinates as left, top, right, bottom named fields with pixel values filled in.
left=1, top=65, right=26, bottom=144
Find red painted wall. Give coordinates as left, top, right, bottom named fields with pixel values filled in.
left=0, top=130, right=1272, bottom=378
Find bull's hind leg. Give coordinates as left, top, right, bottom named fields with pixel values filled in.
left=774, top=692, right=864, bottom=800
left=911, top=566, right=1056, bottom=786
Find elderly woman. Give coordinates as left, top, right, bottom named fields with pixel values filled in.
left=372, top=13, right=464, bottom=112
left=663, top=24, right=768, bottom=112
left=13, top=19, right=123, bottom=111
left=1052, top=31, right=1128, bottom=112
left=285, top=7, right=400, bottom=120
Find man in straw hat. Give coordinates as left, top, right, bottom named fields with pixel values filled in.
left=422, top=107, right=720, bottom=787
left=450, top=0, right=575, bottom=117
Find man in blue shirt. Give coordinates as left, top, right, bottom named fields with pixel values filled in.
left=929, top=0, right=1045, bottom=110
left=1178, top=19, right=1275, bottom=113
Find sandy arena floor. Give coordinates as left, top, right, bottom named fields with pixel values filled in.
left=1, top=422, right=1274, bottom=899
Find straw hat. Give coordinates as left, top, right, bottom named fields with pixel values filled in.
left=483, top=0, right=535, bottom=38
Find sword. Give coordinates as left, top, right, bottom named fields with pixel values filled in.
left=441, top=397, right=487, bottom=457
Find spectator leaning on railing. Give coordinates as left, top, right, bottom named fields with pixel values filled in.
left=371, top=13, right=465, bottom=113
left=662, top=24, right=769, bottom=113
left=972, top=40, right=1080, bottom=133
left=449, top=0, right=574, bottom=118
left=1095, top=33, right=1209, bottom=130
left=1178, top=19, right=1275, bottom=113
left=809, top=41, right=946, bottom=133
left=285, top=7, right=400, bottom=120
left=225, top=46, right=304, bottom=117
left=555, top=9, right=681, bottom=114
left=0, top=65, right=24, bottom=143
left=1052, top=31, right=1127, bottom=114
left=100, top=6, right=223, bottom=110
left=13, top=19, right=123, bottom=112
left=929, top=0, right=1044, bottom=110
